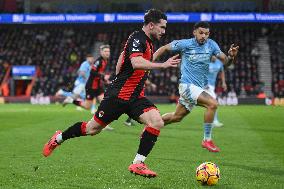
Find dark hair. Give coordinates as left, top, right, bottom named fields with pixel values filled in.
left=86, top=54, right=94, bottom=58
left=100, top=44, right=110, bottom=50
left=144, top=9, right=167, bottom=25
left=194, top=21, right=210, bottom=30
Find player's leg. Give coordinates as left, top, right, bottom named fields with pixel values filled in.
left=72, top=89, right=93, bottom=110
left=42, top=98, right=122, bottom=157
left=197, top=91, right=220, bottom=152
left=62, top=84, right=84, bottom=106
left=124, top=116, right=135, bottom=126
left=73, top=99, right=93, bottom=109
left=162, top=83, right=196, bottom=126
left=127, top=98, right=162, bottom=177
left=55, top=88, right=73, bottom=97
left=134, top=108, right=163, bottom=163
left=162, top=103, right=189, bottom=125
left=42, top=119, right=104, bottom=157
left=93, top=92, right=113, bottom=131
left=206, top=86, right=223, bottom=127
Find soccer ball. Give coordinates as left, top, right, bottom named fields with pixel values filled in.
left=196, top=162, right=220, bottom=186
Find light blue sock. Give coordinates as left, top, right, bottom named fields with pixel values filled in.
left=213, top=111, right=218, bottom=123
left=62, top=90, right=73, bottom=97
left=203, top=123, right=213, bottom=140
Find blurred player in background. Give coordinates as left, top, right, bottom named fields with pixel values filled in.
left=43, top=9, right=181, bottom=178
left=205, top=56, right=227, bottom=127
left=56, top=54, right=95, bottom=101
left=64, top=45, right=110, bottom=114
left=154, top=21, right=239, bottom=152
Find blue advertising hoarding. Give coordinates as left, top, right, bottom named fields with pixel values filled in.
left=12, top=65, right=36, bottom=77
left=0, top=13, right=283, bottom=24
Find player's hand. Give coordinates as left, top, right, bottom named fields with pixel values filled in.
left=163, top=54, right=181, bottom=68
left=104, top=74, right=111, bottom=84
left=222, top=83, right=227, bottom=91
left=228, top=44, right=239, bottom=58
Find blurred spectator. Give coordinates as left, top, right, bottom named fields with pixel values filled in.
left=0, top=23, right=282, bottom=98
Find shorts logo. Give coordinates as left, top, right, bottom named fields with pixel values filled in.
left=98, top=111, right=104, bottom=118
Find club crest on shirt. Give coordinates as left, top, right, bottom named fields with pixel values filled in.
left=99, top=111, right=104, bottom=118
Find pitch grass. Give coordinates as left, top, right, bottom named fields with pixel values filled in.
left=0, top=104, right=284, bottom=189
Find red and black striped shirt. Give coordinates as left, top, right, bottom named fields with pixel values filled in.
left=85, top=56, right=107, bottom=90
left=106, top=30, right=153, bottom=101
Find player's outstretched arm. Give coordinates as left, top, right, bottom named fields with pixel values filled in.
left=131, top=54, right=180, bottom=70
left=218, top=44, right=239, bottom=68
left=153, top=44, right=171, bottom=61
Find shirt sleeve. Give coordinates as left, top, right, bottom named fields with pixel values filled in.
left=92, top=60, right=100, bottom=71
left=128, top=35, right=146, bottom=59
left=210, top=40, right=222, bottom=56
left=170, top=39, right=186, bottom=52
left=78, top=62, right=88, bottom=73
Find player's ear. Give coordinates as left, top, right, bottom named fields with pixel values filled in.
left=193, top=29, right=196, bottom=36
left=149, top=22, right=155, bottom=30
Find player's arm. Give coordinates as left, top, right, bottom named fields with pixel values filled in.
left=129, top=36, right=180, bottom=69
left=131, top=55, right=180, bottom=70
left=145, top=79, right=157, bottom=90
left=78, top=71, right=87, bottom=79
left=217, top=44, right=239, bottom=68
left=220, top=70, right=227, bottom=91
left=153, top=44, right=172, bottom=61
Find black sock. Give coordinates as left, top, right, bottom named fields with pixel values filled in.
left=126, top=117, right=132, bottom=123
left=62, top=122, right=86, bottom=140
left=137, top=129, right=159, bottom=157
left=73, top=100, right=81, bottom=106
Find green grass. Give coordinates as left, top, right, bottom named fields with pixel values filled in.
left=0, top=104, right=284, bottom=189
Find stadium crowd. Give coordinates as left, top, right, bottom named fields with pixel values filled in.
left=0, top=23, right=283, bottom=97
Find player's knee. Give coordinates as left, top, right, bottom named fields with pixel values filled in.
left=152, top=118, right=164, bottom=129
left=209, top=100, right=218, bottom=110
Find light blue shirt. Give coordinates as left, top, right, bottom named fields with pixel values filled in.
left=208, top=59, right=224, bottom=86
left=75, top=61, right=91, bottom=84
left=170, top=38, right=222, bottom=88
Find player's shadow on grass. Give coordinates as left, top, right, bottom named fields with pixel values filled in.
left=223, top=162, right=284, bottom=176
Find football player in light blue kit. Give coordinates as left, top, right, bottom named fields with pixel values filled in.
left=206, top=56, right=227, bottom=127
left=56, top=54, right=95, bottom=102
left=154, top=21, right=239, bottom=152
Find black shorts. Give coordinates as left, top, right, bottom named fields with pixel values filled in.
left=85, top=88, right=104, bottom=100
left=93, top=97, right=157, bottom=127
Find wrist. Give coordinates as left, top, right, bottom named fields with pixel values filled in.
left=228, top=55, right=234, bottom=60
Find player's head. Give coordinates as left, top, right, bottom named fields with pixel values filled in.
left=143, top=9, right=167, bottom=40
left=193, top=21, right=210, bottom=44
left=86, top=54, right=95, bottom=64
left=100, top=44, right=110, bottom=60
